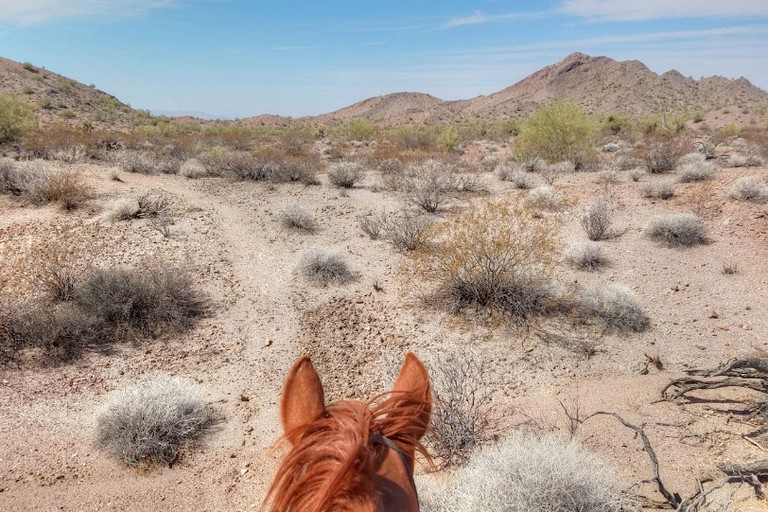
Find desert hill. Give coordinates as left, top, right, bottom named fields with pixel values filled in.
left=298, top=52, right=768, bottom=126
left=0, top=56, right=141, bottom=130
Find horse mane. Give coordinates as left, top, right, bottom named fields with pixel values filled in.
left=263, top=391, right=431, bottom=512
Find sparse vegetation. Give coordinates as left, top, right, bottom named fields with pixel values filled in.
left=412, top=197, right=561, bottom=329
left=497, top=164, right=534, bottom=189
left=639, top=180, right=676, bottom=200
left=729, top=175, right=768, bottom=203
left=425, top=350, right=500, bottom=468
left=296, top=248, right=353, bottom=284
left=645, top=213, right=708, bottom=247
left=358, top=212, right=387, bottom=240
left=382, top=211, right=433, bottom=252
left=278, top=204, right=317, bottom=231
left=418, top=433, right=633, bottom=512
left=579, top=198, right=612, bottom=241
left=634, top=135, right=688, bottom=173
left=578, top=283, right=649, bottom=333
left=95, top=373, right=220, bottom=468
left=675, top=154, right=717, bottom=183
left=526, top=185, right=561, bottom=210
left=327, top=162, right=366, bottom=188
left=0, top=160, right=92, bottom=209
left=401, top=160, right=456, bottom=212
left=567, top=242, right=608, bottom=271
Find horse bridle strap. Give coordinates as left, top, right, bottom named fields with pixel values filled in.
left=370, top=432, right=417, bottom=491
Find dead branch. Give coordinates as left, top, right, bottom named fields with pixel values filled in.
left=663, top=377, right=768, bottom=400
left=689, top=358, right=768, bottom=378
left=585, top=411, right=682, bottom=509
left=718, top=460, right=768, bottom=477
left=662, top=358, right=768, bottom=401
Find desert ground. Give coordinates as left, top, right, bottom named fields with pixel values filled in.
left=0, top=127, right=767, bottom=512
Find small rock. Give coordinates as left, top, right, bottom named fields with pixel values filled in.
left=240, top=468, right=248, bottom=475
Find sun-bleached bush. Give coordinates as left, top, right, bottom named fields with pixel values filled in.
left=0, top=161, right=91, bottom=209
left=295, top=248, right=353, bottom=285
left=106, top=198, right=140, bottom=221
left=567, top=242, right=608, bottom=271
left=729, top=175, right=768, bottom=204
left=639, top=180, right=676, bottom=200
left=113, top=150, right=159, bottom=174
left=382, top=211, right=433, bottom=252
left=496, top=164, right=533, bottom=189
left=95, top=373, right=220, bottom=468
left=179, top=158, right=209, bottom=179
left=401, top=160, right=456, bottom=212
left=577, top=283, right=649, bottom=333
left=634, top=135, right=688, bottom=174
left=645, top=213, right=708, bottom=247
left=358, top=212, right=387, bottom=240
left=279, top=203, right=316, bottom=231
left=418, top=433, right=634, bottom=512
left=675, top=154, right=717, bottom=183
left=526, top=185, right=561, bottom=210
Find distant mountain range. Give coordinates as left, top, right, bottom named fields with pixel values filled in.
left=2, top=52, right=767, bottom=130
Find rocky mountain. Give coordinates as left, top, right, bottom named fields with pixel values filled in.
left=0, top=57, right=141, bottom=130
left=303, top=52, right=768, bottom=126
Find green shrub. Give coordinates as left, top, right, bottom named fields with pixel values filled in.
left=418, top=433, right=634, bottom=512
left=95, top=373, right=220, bottom=468
left=514, top=102, right=595, bottom=166
left=645, top=213, right=708, bottom=247
left=0, top=92, right=36, bottom=144
left=344, top=119, right=376, bottom=141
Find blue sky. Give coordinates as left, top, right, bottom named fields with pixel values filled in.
left=1, top=1, right=767, bottom=119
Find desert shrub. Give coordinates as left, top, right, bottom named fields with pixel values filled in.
left=73, top=266, right=206, bottom=336
left=418, top=433, right=633, bottom=512
left=344, top=119, right=376, bottom=141
left=639, top=181, right=676, bottom=200
left=579, top=198, right=612, bottom=241
left=426, top=351, right=500, bottom=468
left=413, top=197, right=561, bottom=329
left=728, top=154, right=765, bottom=168
left=392, top=125, right=439, bottom=151
left=279, top=203, right=316, bottom=231
left=503, top=168, right=534, bottom=189
left=327, top=162, right=366, bottom=188
left=295, top=248, right=353, bottom=285
left=634, top=135, right=688, bottom=173
left=179, top=158, right=208, bottom=179
left=382, top=211, right=433, bottom=252
left=526, top=185, right=561, bottom=210
left=438, top=125, right=461, bottom=151
left=645, top=213, right=708, bottom=247
left=401, top=160, right=456, bottom=213
left=0, top=161, right=91, bottom=209
left=114, top=150, right=159, bottom=174
left=515, top=102, right=595, bottom=166
left=577, top=283, right=649, bottom=333
left=95, top=373, right=220, bottom=468
left=630, top=168, right=645, bottom=182
left=722, top=261, right=738, bottom=275
left=675, top=154, right=717, bottom=183
left=136, top=192, right=171, bottom=218
left=567, top=242, right=608, bottom=271
left=729, top=176, right=768, bottom=203
left=106, top=198, right=140, bottom=221
left=358, top=212, right=387, bottom=240
left=0, top=92, right=36, bottom=143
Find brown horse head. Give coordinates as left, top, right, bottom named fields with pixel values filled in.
left=264, top=352, right=432, bottom=512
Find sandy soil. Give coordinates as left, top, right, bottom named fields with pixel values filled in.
left=1, top=146, right=768, bottom=511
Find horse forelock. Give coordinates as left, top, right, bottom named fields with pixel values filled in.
left=264, top=392, right=430, bottom=512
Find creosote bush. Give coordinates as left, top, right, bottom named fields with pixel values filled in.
left=412, top=197, right=562, bottom=329
left=296, top=248, right=353, bottom=285
left=0, top=92, right=36, bottom=143
left=514, top=102, right=596, bottom=166
left=645, top=213, right=708, bottom=247
left=577, top=283, right=649, bottom=333
left=729, top=175, right=768, bottom=204
left=279, top=203, right=317, bottom=231
left=327, top=162, right=366, bottom=188
left=418, top=433, right=634, bottom=512
left=95, top=373, right=220, bottom=468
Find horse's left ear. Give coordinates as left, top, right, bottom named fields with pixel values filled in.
left=280, top=355, right=325, bottom=444
left=392, top=352, right=432, bottom=440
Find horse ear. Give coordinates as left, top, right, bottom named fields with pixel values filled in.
left=392, top=352, right=432, bottom=440
left=280, top=355, right=325, bottom=443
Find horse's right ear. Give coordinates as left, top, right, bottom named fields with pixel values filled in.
left=280, top=355, right=325, bottom=444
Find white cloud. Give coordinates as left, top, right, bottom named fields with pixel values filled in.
left=443, top=9, right=548, bottom=29
left=0, top=0, right=176, bottom=24
left=560, top=0, right=768, bottom=21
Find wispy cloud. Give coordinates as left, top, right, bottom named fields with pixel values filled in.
left=0, top=0, right=176, bottom=24
left=443, top=9, right=548, bottom=29
left=560, top=0, right=768, bottom=21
